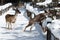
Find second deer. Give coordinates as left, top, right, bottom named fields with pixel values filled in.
left=5, top=8, right=21, bottom=29
left=23, top=13, right=47, bottom=32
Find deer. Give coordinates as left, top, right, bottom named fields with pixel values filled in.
left=23, top=13, right=47, bottom=32
left=5, top=8, right=21, bottom=29
left=23, top=9, right=56, bottom=32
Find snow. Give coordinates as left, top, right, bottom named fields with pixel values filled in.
left=25, top=3, right=45, bottom=15
left=1, top=2, right=60, bottom=40
left=0, top=3, right=12, bottom=11
left=36, top=0, right=52, bottom=7
left=0, top=3, right=46, bottom=40
left=42, top=17, right=52, bottom=28
left=47, top=19, right=60, bottom=39
left=55, top=7, right=60, bottom=10
left=58, top=2, right=60, bottom=4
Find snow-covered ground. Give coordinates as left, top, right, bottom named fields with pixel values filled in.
left=0, top=3, right=46, bottom=40
left=0, top=2, right=60, bottom=40
left=47, top=20, right=60, bottom=40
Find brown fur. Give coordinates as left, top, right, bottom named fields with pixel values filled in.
left=5, top=8, right=21, bottom=29
left=23, top=13, right=46, bottom=32
left=26, top=10, right=33, bottom=19
left=23, top=9, right=57, bottom=32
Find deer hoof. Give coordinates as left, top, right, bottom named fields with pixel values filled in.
left=6, top=27, right=12, bottom=30
left=10, top=28, right=12, bottom=30
left=6, top=27, right=9, bottom=29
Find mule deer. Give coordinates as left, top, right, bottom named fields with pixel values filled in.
left=23, top=13, right=46, bottom=32
left=26, top=10, right=36, bottom=19
left=5, top=8, right=21, bottom=29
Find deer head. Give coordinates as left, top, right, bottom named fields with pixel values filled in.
left=13, top=7, right=21, bottom=14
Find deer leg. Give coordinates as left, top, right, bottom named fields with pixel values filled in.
left=39, top=22, right=47, bottom=32
left=30, top=26, right=33, bottom=32
left=6, top=22, right=8, bottom=28
left=43, top=27, right=47, bottom=32
left=6, top=22, right=10, bottom=29
left=8, top=23, right=10, bottom=29
left=30, top=16, right=32, bottom=19
left=30, top=24, right=34, bottom=32
left=9, top=23, right=12, bottom=30
left=23, top=24, right=30, bottom=32
left=39, top=22, right=43, bottom=29
left=23, top=23, right=32, bottom=32
left=7, top=23, right=12, bottom=30
left=39, top=22, right=42, bottom=27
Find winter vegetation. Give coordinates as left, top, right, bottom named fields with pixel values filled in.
left=0, top=0, right=60, bottom=40
left=0, top=3, right=46, bottom=40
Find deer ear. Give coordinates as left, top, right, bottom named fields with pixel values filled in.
left=12, top=7, right=16, bottom=10
left=44, top=10, right=47, bottom=13
left=12, top=6, right=16, bottom=10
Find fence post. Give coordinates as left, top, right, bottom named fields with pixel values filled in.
left=47, top=28, right=51, bottom=40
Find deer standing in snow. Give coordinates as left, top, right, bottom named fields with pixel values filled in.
left=23, top=13, right=46, bottom=32
left=5, top=8, right=21, bottom=29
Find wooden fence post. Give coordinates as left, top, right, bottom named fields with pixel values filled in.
left=47, top=28, right=51, bottom=40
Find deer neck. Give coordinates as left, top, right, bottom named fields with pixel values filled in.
left=15, top=12, right=18, bottom=16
